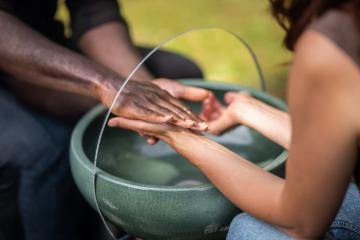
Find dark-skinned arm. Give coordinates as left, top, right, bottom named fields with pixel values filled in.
left=66, top=0, right=153, bottom=81
left=79, top=21, right=154, bottom=82
left=0, top=10, right=204, bottom=129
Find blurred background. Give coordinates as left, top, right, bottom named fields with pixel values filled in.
left=57, top=0, right=291, bottom=99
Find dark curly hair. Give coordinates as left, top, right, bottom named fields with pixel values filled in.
left=269, top=0, right=360, bottom=51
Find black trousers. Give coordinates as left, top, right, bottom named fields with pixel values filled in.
left=138, top=47, right=202, bottom=79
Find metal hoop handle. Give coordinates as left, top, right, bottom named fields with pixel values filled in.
left=92, top=27, right=267, bottom=240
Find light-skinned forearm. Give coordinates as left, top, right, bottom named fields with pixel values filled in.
left=79, top=21, right=154, bottom=82
left=166, top=130, right=304, bottom=236
left=239, top=101, right=291, bottom=149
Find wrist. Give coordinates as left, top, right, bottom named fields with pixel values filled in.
left=167, top=130, right=209, bottom=167
left=166, top=129, right=188, bottom=145
left=233, top=99, right=266, bottom=128
left=234, top=110, right=256, bottom=128
left=95, top=75, right=123, bottom=104
left=166, top=129, right=200, bottom=148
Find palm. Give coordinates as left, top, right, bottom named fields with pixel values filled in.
left=200, top=93, right=225, bottom=121
left=200, top=92, right=252, bottom=135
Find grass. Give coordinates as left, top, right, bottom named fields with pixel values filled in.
left=56, top=0, right=291, bottom=98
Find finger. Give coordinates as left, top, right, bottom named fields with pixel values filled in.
left=224, top=91, right=251, bottom=104
left=108, top=116, right=163, bottom=134
left=212, top=97, right=225, bottom=111
left=157, top=92, right=208, bottom=130
left=199, top=108, right=209, bottom=121
left=147, top=137, right=158, bottom=145
left=201, top=103, right=221, bottom=120
left=177, top=86, right=210, bottom=101
left=160, top=91, right=196, bottom=118
left=200, top=101, right=214, bottom=121
left=153, top=95, right=191, bottom=121
left=108, top=117, right=177, bottom=142
left=140, top=133, right=159, bottom=145
left=206, top=92, right=217, bottom=103
left=158, top=96, right=203, bottom=126
left=108, top=117, right=144, bottom=132
left=210, top=111, right=222, bottom=121
left=125, top=103, right=173, bottom=124
left=206, top=93, right=224, bottom=111
left=145, top=93, right=208, bottom=131
left=152, top=79, right=209, bottom=101
left=208, top=111, right=237, bottom=136
left=147, top=99, right=195, bottom=129
left=166, top=96, right=204, bottom=124
left=224, top=92, right=239, bottom=104
left=146, top=81, right=208, bottom=130
left=200, top=94, right=224, bottom=121
left=123, top=91, right=188, bottom=125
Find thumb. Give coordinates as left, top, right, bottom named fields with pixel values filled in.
left=178, top=85, right=210, bottom=101
left=208, top=111, right=237, bottom=136
left=224, top=92, right=238, bottom=104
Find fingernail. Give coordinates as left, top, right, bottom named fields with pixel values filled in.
left=185, top=119, right=195, bottom=126
left=185, top=108, right=192, bottom=114
left=198, top=122, right=209, bottom=130
left=165, top=115, right=173, bottom=122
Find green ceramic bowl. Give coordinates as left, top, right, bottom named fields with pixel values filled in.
left=70, top=80, right=288, bottom=240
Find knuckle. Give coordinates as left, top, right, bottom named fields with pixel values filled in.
left=143, top=108, right=153, bottom=115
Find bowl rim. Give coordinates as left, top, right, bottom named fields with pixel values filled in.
left=70, top=79, right=288, bottom=191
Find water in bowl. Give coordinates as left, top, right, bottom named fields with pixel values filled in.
left=83, top=116, right=282, bottom=187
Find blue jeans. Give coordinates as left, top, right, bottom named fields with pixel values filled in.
left=0, top=87, right=97, bottom=240
left=227, top=183, right=360, bottom=240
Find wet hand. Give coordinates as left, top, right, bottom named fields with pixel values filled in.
left=200, top=91, right=256, bottom=135
left=149, top=78, right=211, bottom=144
left=107, top=116, right=189, bottom=145
left=200, top=92, right=225, bottom=122
left=152, top=78, right=210, bottom=128
left=99, top=79, right=209, bottom=131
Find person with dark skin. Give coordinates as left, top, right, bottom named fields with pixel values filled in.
left=0, top=0, right=210, bottom=239
left=109, top=0, right=360, bottom=239
left=0, top=10, right=209, bottom=124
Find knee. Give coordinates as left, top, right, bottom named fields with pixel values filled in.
left=227, top=213, right=292, bottom=240
left=227, top=213, right=256, bottom=240
left=0, top=90, right=71, bottom=173
left=1, top=122, right=56, bottom=169
left=0, top=113, right=68, bottom=171
left=331, top=183, right=360, bottom=229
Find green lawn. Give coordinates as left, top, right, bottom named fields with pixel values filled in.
left=57, top=0, right=291, bottom=98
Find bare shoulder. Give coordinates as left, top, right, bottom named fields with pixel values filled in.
left=290, top=30, right=360, bottom=97
left=293, top=30, right=359, bottom=82
left=289, top=30, right=360, bottom=130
